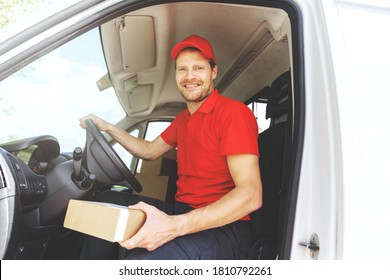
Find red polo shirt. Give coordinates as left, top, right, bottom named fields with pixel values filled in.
left=161, top=89, right=259, bottom=213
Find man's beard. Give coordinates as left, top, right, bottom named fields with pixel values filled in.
left=178, top=80, right=213, bottom=103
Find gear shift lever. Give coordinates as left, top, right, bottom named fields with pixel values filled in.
left=73, top=147, right=83, bottom=181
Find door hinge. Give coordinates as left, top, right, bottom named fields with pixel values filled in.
left=299, top=233, right=320, bottom=259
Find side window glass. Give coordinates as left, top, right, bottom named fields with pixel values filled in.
left=112, top=129, right=140, bottom=171
left=136, top=121, right=171, bottom=173
left=248, top=101, right=270, bottom=133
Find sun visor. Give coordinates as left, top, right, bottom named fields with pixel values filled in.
left=118, top=16, right=156, bottom=72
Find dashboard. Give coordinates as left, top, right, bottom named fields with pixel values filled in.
left=0, top=131, right=135, bottom=259
left=0, top=135, right=60, bottom=206
left=0, top=135, right=68, bottom=259
left=18, top=145, right=49, bottom=175
left=1, top=135, right=60, bottom=164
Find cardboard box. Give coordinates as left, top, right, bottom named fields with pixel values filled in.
left=63, top=199, right=146, bottom=242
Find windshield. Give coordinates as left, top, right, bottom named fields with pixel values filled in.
left=0, top=27, right=125, bottom=152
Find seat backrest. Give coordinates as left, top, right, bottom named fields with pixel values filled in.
left=160, top=152, right=178, bottom=214
left=251, top=122, right=286, bottom=238
left=250, top=70, right=291, bottom=259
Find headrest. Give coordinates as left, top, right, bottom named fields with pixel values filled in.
left=266, top=71, right=291, bottom=120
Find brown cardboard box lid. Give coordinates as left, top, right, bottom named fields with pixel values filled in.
left=63, top=199, right=146, bottom=242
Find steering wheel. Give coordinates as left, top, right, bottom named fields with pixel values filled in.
left=83, top=119, right=142, bottom=192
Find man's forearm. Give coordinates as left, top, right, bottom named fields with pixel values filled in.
left=175, top=183, right=261, bottom=237
left=105, top=124, right=152, bottom=160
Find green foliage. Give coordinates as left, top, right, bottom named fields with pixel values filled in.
left=0, top=0, right=45, bottom=29
left=0, top=1, right=45, bottom=143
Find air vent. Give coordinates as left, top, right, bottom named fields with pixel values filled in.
left=0, top=164, right=7, bottom=189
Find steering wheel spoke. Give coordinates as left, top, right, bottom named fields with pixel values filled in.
left=83, top=119, right=142, bottom=192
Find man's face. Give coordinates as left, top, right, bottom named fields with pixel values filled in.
left=175, top=49, right=217, bottom=103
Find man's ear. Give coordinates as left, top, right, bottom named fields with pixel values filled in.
left=212, top=65, right=218, bottom=80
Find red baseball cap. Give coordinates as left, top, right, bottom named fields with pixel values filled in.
left=171, top=35, right=216, bottom=63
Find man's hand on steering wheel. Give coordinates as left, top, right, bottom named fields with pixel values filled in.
left=79, top=114, right=111, bottom=131
left=80, top=115, right=143, bottom=193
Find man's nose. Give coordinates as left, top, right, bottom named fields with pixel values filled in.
left=184, top=68, right=197, bottom=79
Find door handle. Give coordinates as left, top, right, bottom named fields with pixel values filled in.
left=299, top=233, right=320, bottom=259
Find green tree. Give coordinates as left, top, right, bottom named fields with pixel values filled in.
left=1, top=0, right=45, bottom=143
left=0, top=0, right=45, bottom=29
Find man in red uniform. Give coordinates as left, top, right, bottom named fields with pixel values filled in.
left=79, top=35, right=262, bottom=259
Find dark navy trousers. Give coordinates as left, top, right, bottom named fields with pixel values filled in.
left=79, top=190, right=252, bottom=260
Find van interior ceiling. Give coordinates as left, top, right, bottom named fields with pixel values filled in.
left=100, top=2, right=292, bottom=117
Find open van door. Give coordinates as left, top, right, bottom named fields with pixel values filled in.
left=291, top=0, right=390, bottom=260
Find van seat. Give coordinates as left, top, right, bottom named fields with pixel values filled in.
left=250, top=70, right=291, bottom=259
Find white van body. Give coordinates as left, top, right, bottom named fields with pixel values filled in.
left=293, top=0, right=390, bottom=259
left=0, top=0, right=389, bottom=262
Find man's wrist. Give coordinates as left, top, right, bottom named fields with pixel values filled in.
left=173, top=213, right=191, bottom=237
left=104, top=123, right=115, bottom=133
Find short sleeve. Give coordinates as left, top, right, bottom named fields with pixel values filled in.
left=219, top=103, right=259, bottom=156
left=160, top=112, right=186, bottom=147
